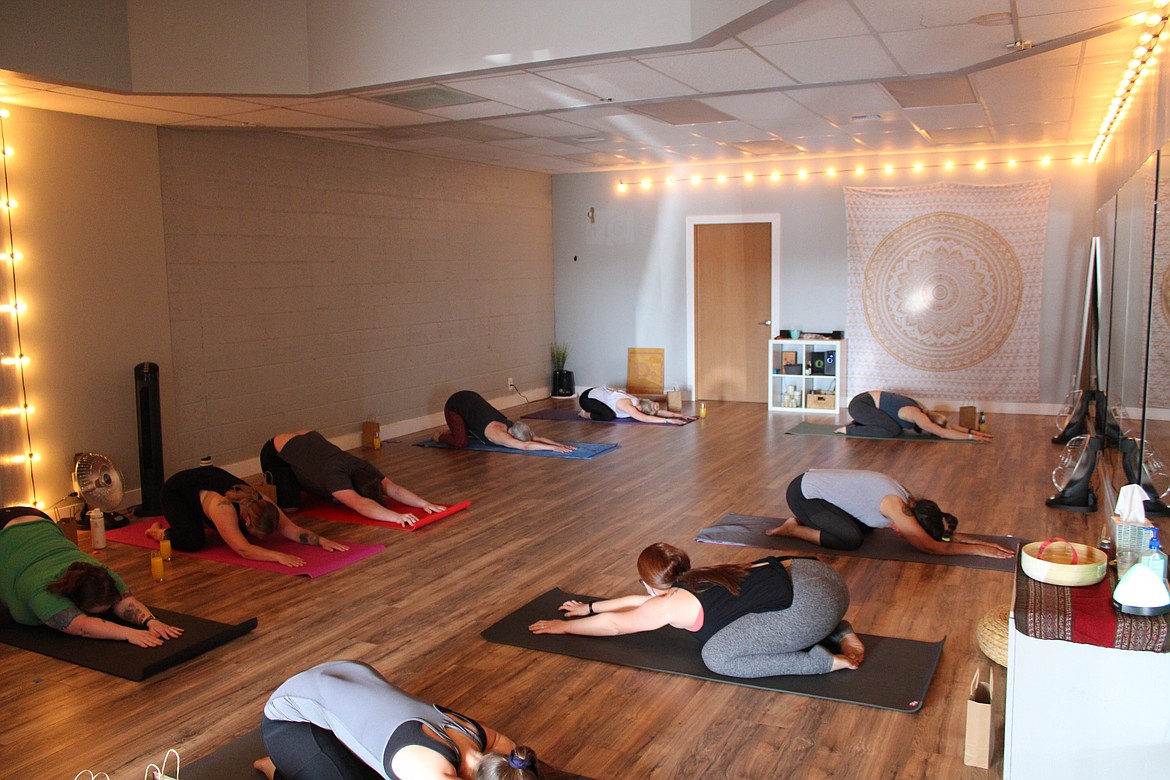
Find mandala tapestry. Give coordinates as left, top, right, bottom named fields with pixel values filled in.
left=844, top=181, right=1051, bottom=401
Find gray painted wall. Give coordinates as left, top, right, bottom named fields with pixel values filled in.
left=3, top=107, right=552, bottom=507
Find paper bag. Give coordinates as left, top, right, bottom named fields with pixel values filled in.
left=361, top=420, right=381, bottom=449
left=964, top=666, right=994, bottom=768
left=959, top=405, right=977, bottom=430
left=253, top=475, right=277, bottom=504
left=667, top=389, right=683, bottom=412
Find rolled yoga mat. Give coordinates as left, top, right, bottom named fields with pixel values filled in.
left=482, top=588, right=944, bottom=713
left=293, top=495, right=472, bottom=531
left=0, top=607, right=257, bottom=681
left=784, top=420, right=981, bottom=442
left=697, top=514, right=1022, bottom=572
left=105, top=520, right=384, bottom=578
left=183, top=726, right=598, bottom=780
left=522, top=407, right=694, bottom=425
left=415, top=438, right=619, bottom=459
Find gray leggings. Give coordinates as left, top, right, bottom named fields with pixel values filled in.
left=700, top=559, right=850, bottom=677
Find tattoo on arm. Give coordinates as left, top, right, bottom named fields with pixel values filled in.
left=121, top=603, right=149, bottom=626
left=299, top=532, right=320, bottom=546
left=46, top=607, right=83, bottom=632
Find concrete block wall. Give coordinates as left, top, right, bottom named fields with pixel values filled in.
left=158, top=129, right=553, bottom=467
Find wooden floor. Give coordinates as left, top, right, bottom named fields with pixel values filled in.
left=0, top=402, right=1115, bottom=778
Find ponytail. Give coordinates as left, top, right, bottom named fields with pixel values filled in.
left=477, top=746, right=541, bottom=779
left=637, top=542, right=751, bottom=595
left=907, top=497, right=958, bottom=542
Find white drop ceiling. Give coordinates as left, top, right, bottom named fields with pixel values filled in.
left=0, top=0, right=1157, bottom=174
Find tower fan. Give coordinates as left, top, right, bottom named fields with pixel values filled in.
left=72, top=452, right=130, bottom=529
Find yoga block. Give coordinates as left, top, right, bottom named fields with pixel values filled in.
left=361, top=420, right=381, bottom=449
left=807, top=393, right=835, bottom=410
left=964, top=666, right=994, bottom=768
left=959, top=406, right=978, bottom=430
left=667, top=389, right=683, bottom=412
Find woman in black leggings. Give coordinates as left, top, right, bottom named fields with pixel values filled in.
left=147, top=466, right=348, bottom=568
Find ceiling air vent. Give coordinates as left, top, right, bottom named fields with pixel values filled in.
left=366, top=85, right=486, bottom=110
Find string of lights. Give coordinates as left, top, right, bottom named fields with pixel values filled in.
left=0, top=108, right=41, bottom=507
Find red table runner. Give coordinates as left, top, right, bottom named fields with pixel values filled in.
left=1013, top=554, right=1169, bottom=652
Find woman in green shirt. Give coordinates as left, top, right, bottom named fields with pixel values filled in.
left=0, top=507, right=182, bottom=647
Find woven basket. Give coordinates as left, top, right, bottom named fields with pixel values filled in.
left=977, top=604, right=1011, bottom=667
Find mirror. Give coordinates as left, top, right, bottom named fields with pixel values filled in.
left=1100, top=147, right=1170, bottom=515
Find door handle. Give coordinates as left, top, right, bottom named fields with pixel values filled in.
left=758, top=320, right=771, bottom=326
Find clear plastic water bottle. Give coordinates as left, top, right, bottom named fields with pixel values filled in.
left=88, top=508, right=106, bottom=550
left=1140, top=528, right=1168, bottom=581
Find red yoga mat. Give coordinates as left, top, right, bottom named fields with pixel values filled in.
left=104, top=521, right=384, bottom=578
left=293, top=496, right=471, bottom=531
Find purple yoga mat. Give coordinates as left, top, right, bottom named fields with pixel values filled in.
left=104, top=520, right=383, bottom=577
left=522, top=407, right=694, bottom=425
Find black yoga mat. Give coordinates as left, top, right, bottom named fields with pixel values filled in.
left=697, top=514, right=1022, bottom=572
left=0, top=607, right=257, bottom=681
left=784, top=421, right=980, bottom=442
left=483, top=588, right=944, bottom=713
left=185, top=726, right=597, bottom=780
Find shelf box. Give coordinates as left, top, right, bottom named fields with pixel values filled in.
left=807, top=393, right=836, bottom=410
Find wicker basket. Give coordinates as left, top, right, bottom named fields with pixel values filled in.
left=977, top=604, right=1011, bottom=667
left=1020, top=538, right=1108, bottom=586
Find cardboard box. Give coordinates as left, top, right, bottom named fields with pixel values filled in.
left=807, top=393, right=836, bottom=410
left=964, top=666, right=994, bottom=769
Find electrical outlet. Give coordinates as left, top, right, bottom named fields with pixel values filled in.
left=507, top=376, right=514, bottom=388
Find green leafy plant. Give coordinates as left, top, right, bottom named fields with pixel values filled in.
left=551, top=341, right=569, bottom=371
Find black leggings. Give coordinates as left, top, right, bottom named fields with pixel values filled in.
left=844, top=393, right=904, bottom=438
left=786, top=474, right=870, bottom=551
left=0, top=506, right=52, bottom=530
left=578, top=388, right=616, bottom=421
left=260, top=439, right=304, bottom=510
left=261, top=716, right=382, bottom=780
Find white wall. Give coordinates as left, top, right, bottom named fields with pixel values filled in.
left=0, top=106, right=174, bottom=507
left=552, top=151, right=1097, bottom=407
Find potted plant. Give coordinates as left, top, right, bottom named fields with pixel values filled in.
left=551, top=341, right=574, bottom=397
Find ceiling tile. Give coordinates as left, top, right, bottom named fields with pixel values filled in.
left=636, top=48, right=794, bottom=92
left=536, top=60, right=698, bottom=101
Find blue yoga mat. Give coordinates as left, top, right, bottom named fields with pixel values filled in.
left=415, top=439, right=619, bottom=459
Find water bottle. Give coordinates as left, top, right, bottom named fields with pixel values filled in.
left=88, top=508, right=106, bottom=550
left=1140, top=528, right=1168, bottom=581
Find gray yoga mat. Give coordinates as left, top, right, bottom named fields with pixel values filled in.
left=0, top=607, right=257, bottom=681
left=483, top=588, right=944, bottom=713
left=784, top=420, right=981, bottom=442
left=415, top=438, right=619, bottom=459
left=184, top=726, right=596, bottom=780
left=697, top=514, right=1022, bottom=572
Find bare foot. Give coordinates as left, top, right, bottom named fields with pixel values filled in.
left=145, top=522, right=166, bottom=542
left=830, top=653, right=859, bottom=672
left=430, top=432, right=441, bottom=443
left=577, top=410, right=590, bottom=419
left=765, top=517, right=799, bottom=537
left=252, top=757, right=276, bottom=780
left=838, top=631, right=866, bottom=666
left=835, top=425, right=847, bottom=434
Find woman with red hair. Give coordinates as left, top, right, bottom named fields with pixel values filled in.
left=529, top=542, right=862, bottom=678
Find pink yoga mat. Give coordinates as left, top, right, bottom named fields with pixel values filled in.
left=104, top=521, right=384, bottom=578
left=293, top=497, right=471, bottom=531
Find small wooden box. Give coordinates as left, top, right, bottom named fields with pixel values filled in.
left=807, top=393, right=836, bottom=410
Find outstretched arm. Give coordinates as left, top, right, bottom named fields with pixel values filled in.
left=616, top=398, right=680, bottom=425
left=272, top=504, right=349, bottom=551
left=334, top=488, right=420, bottom=526
left=381, top=477, right=445, bottom=513
left=889, top=509, right=1012, bottom=558
left=530, top=592, right=684, bottom=636
left=111, top=592, right=183, bottom=640
left=486, top=424, right=575, bottom=452
left=906, top=408, right=991, bottom=441
left=207, top=496, right=306, bottom=567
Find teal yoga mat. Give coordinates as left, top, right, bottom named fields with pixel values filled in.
left=784, top=421, right=981, bottom=442
left=483, top=588, right=944, bottom=713
left=697, top=514, right=1022, bottom=572
left=415, top=439, right=618, bottom=459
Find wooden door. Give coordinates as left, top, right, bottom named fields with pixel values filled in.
left=695, top=222, right=772, bottom=403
